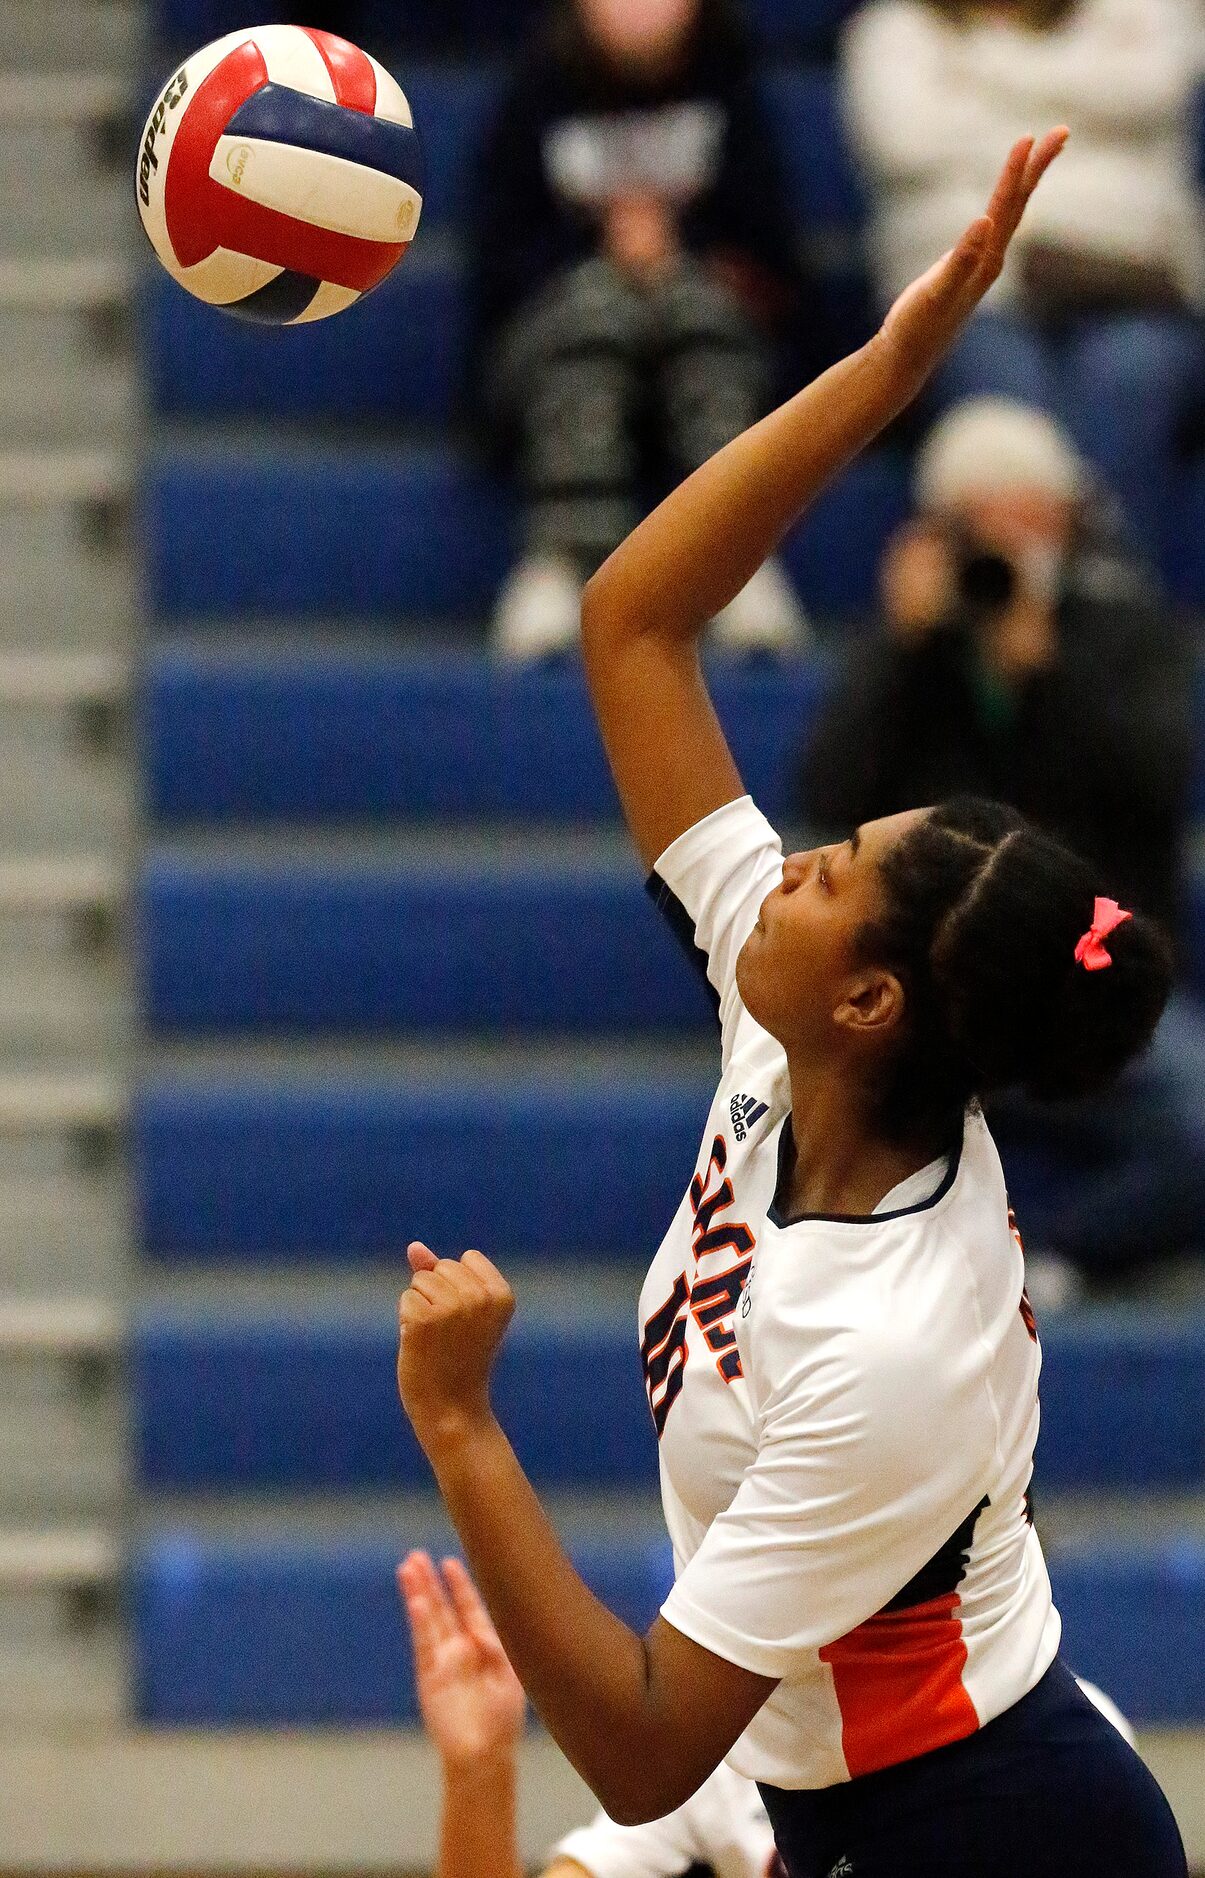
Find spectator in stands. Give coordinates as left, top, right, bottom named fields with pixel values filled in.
left=841, top=0, right=1204, bottom=569
left=470, top=0, right=813, bottom=661
left=799, top=397, right=1205, bottom=1292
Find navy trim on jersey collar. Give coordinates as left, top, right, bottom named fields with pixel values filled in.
left=767, top=1115, right=963, bottom=1228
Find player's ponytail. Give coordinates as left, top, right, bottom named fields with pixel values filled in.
left=857, top=798, right=1173, bottom=1144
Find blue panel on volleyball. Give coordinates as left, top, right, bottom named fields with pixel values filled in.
left=223, top=80, right=422, bottom=188
left=762, top=65, right=866, bottom=232
left=144, top=649, right=826, bottom=824
left=132, top=1532, right=673, bottom=1724
left=1050, top=1540, right=1205, bottom=1724
left=133, top=1071, right=712, bottom=1261
left=1036, top=1314, right=1205, bottom=1492
left=146, top=450, right=904, bottom=622
left=133, top=1312, right=657, bottom=1491
left=144, top=254, right=466, bottom=424
left=139, top=855, right=718, bottom=1035
left=145, top=448, right=515, bottom=620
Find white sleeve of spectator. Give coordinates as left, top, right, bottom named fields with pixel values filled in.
left=660, top=1253, right=995, bottom=1676
left=650, top=796, right=783, bottom=1068
left=841, top=0, right=984, bottom=181
left=551, top=1802, right=702, bottom=1878
left=967, top=0, right=1194, bottom=125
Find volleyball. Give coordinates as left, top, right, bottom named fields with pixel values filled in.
left=136, top=26, right=423, bottom=324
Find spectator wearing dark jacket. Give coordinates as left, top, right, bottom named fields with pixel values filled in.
left=470, top=0, right=815, bottom=660
left=800, top=398, right=1203, bottom=1290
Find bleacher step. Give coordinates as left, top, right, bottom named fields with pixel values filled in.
left=0, top=1168, right=129, bottom=1294
left=0, top=1, right=143, bottom=70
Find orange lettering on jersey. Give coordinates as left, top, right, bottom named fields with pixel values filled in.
left=820, top=1593, right=979, bottom=1778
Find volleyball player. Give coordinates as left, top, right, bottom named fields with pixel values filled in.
left=398, top=1551, right=1137, bottom=1878
left=396, top=132, right=1188, bottom=1875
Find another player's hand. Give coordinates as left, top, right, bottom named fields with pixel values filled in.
left=397, top=1242, right=515, bottom=1451
left=879, top=130, right=1067, bottom=392
left=398, top=1550, right=527, bottom=1772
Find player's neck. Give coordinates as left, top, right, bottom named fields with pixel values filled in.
left=783, top=1064, right=944, bottom=1220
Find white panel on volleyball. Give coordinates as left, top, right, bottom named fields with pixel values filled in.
left=367, top=57, right=415, bottom=128
left=254, top=24, right=337, bottom=101
left=209, top=138, right=422, bottom=244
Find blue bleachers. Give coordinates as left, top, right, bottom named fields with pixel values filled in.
left=145, top=445, right=515, bottom=621
left=144, top=449, right=908, bottom=622
left=133, top=1070, right=712, bottom=1261
left=144, top=254, right=469, bottom=426
left=136, top=847, right=1205, bottom=1032
left=131, top=1532, right=674, bottom=1724
left=144, top=650, right=1205, bottom=827
left=129, top=1524, right=1205, bottom=1724
left=139, top=853, right=715, bottom=1034
left=143, top=651, right=826, bottom=824
left=1052, top=1541, right=1205, bottom=1725
left=134, top=1310, right=657, bottom=1490
left=134, top=1069, right=1121, bottom=1265
left=133, top=1308, right=1205, bottom=1494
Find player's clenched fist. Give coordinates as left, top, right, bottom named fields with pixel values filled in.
left=397, top=1241, right=516, bottom=1453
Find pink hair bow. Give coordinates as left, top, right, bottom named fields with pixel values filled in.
left=1074, top=897, right=1132, bottom=973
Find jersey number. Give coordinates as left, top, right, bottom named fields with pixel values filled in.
left=642, top=1134, right=755, bottom=1436
left=641, top=1261, right=753, bottom=1435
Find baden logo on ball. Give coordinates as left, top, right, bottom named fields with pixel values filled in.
left=135, top=25, right=423, bottom=325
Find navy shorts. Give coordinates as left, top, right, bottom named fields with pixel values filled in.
left=759, top=1658, right=1187, bottom=1878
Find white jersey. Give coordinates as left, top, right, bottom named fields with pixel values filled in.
left=639, top=797, right=1061, bottom=1791
left=552, top=1762, right=781, bottom=1878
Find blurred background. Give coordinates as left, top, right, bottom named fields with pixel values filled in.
left=0, top=0, right=1202, bottom=1869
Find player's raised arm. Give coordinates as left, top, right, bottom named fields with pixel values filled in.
left=581, top=131, right=1067, bottom=870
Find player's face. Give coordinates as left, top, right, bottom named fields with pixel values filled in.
left=735, top=808, right=931, bottom=1055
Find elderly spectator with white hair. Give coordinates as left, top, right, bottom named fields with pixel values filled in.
left=799, top=397, right=1204, bottom=1294
left=841, top=0, right=1204, bottom=569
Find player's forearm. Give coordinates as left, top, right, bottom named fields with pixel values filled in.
left=438, top=1756, right=524, bottom=1878
left=582, top=332, right=905, bottom=649
left=421, top=1410, right=674, bottom=1824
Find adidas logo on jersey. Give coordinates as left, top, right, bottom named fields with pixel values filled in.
left=729, top=1092, right=769, bottom=1141
left=825, top=1859, right=855, bottom=1878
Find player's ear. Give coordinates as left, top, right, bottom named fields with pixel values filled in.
left=833, top=967, right=905, bottom=1040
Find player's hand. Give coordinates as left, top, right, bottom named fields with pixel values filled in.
left=398, top=1550, right=527, bottom=1771
left=398, top=1242, right=515, bottom=1451
left=878, top=129, right=1067, bottom=393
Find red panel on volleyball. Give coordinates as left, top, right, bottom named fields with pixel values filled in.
left=302, top=28, right=378, bottom=113
left=163, top=39, right=405, bottom=292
